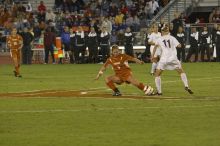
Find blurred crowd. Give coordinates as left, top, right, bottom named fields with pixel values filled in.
left=0, top=0, right=219, bottom=64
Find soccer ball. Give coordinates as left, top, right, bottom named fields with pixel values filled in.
left=144, top=85, right=154, bottom=95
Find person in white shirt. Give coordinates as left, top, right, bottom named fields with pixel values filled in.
left=45, top=9, right=56, bottom=22
left=148, top=0, right=160, bottom=15
left=148, top=24, right=161, bottom=75
left=152, top=24, right=193, bottom=95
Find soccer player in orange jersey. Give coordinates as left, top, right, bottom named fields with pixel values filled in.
left=95, top=45, right=154, bottom=96
left=6, top=28, right=23, bottom=77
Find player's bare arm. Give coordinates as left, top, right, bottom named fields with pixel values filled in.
left=131, top=58, right=144, bottom=64
left=176, top=44, right=182, bottom=48
left=95, top=66, right=107, bottom=80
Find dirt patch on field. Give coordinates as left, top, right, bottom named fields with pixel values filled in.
left=0, top=89, right=180, bottom=100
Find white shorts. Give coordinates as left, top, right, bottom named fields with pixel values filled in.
left=150, top=45, right=161, bottom=58
left=157, top=59, right=182, bottom=70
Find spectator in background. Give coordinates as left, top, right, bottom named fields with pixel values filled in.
left=33, top=22, right=42, bottom=39
left=117, top=29, right=124, bottom=46
left=115, top=11, right=124, bottom=25
left=20, top=27, right=34, bottom=64
left=148, top=0, right=160, bottom=16
left=132, top=15, right=140, bottom=32
left=124, top=27, right=134, bottom=57
left=101, top=0, right=111, bottom=16
left=169, top=22, right=175, bottom=36
left=99, top=26, right=110, bottom=62
left=120, top=4, right=128, bottom=15
left=44, top=27, right=56, bottom=64
left=176, top=26, right=186, bottom=62
left=172, top=12, right=183, bottom=37
left=55, top=0, right=63, bottom=9
left=216, top=25, right=220, bottom=62
left=186, top=27, right=199, bottom=62
left=200, top=26, right=211, bottom=62
left=125, top=13, right=134, bottom=28
left=110, top=30, right=118, bottom=45
left=38, top=1, right=46, bottom=13
left=209, top=8, right=220, bottom=23
left=26, top=2, right=33, bottom=13
left=213, top=9, right=220, bottom=23
left=37, top=10, right=46, bottom=22
left=75, top=26, right=86, bottom=63
left=108, top=3, right=118, bottom=17
left=118, top=20, right=127, bottom=32
left=69, top=28, right=75, bottom=63
left=145, top=2, right=153, bottom=19
left=87, top=27, right=99, bottom=63
left=101, top=17, right=112, bottom=33
left=45, top=9, right=56, bottom=23
left=61, top=26, right=71, bottom=63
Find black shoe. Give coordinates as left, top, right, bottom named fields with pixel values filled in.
left=112, top=91, right=122, bottom=96
left=157, top=92, right=162, bottom=96
left=13, top=71, right=17, bottom=77
left=154, top=92, right=162, bottom=96
left=16, top=75, right=22, bottom=78
left=185, top=87, right=193, bottom=94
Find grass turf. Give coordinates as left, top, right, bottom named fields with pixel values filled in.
left=0, top=63, right=220, bottom=146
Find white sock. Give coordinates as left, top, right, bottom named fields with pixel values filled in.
left=151, top=62, right=157, bottom=74
left=155, top=76, right=162, bottom=93
left=180, top=73, right=189, bottom=87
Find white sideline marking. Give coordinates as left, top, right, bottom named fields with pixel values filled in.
left=1, top=77, right=220, bottom=97
left=0, top=104, right=220, bottom=114
left=5, top=87, right=107, bottom=94
left=6, top=76, right=220, bottom=94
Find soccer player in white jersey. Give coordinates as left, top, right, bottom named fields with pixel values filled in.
left=148, top=24, right=161, bottom=75
left=152, top=25, right=193, bottom=95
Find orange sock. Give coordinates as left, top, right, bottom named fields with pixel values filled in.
left=15, top=66, right=19, bottom=74
left=137, top=83, right=145, bottom=91
left=106, top=81, right=116, bottom=91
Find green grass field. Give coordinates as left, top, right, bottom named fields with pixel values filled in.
left=0, top=63, right=220, bottom=146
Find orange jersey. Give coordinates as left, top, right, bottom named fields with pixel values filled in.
left=6, top=34, right=23, bottom=50
left=104, top=54, right=134, bottom=76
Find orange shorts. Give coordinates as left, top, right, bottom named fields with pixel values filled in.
left=10, top=49, right=21, bottom=61
left=116, top=71, right=132, bottom=84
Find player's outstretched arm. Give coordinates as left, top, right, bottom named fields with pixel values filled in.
left=95, top=66, right=106, bottom=80
left=132, top=58, right=144, bottom=64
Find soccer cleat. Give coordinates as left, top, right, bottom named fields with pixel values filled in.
left=112, top=91, right=122, bottom=96
left=156, top=92, right=162, bottom=96
left=13, top=71, right=17, bottom=77
left=16, top=75, right=22, bottom=78
left=185, top=87, right=193, bottom=94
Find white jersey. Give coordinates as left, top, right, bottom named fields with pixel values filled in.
left=148, top=32, right=161, bottom=56
left=155, top=34, right=181, bottom=70
left=155, top=34, right=180, bottom=62
left=148, top=32, right=161, bottom=44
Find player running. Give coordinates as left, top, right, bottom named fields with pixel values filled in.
left=6, top=27, right=23, bottom=77
left=152, top=25, right=193, bottom=95
left=95, top=45, right=154, bottom=96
